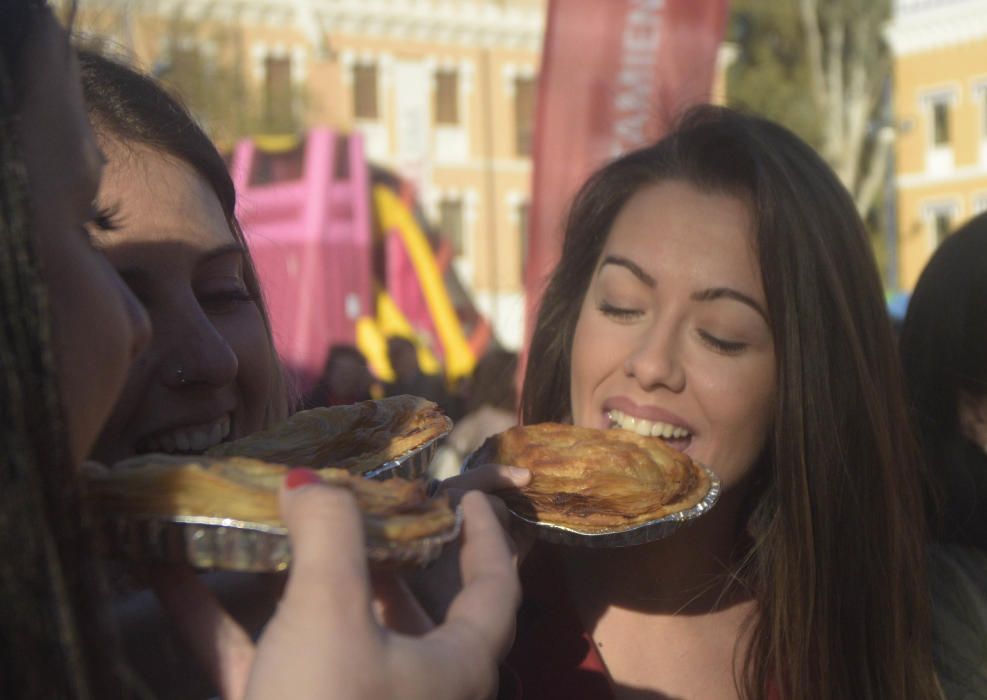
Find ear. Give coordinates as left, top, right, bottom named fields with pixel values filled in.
left=957, top=391, right=987, bottom=451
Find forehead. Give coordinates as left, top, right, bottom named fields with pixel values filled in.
left=601, top=180, right=761, bottom=287
left=97, top=138, right=233, bottom=249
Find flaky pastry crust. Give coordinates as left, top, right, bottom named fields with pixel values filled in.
left=471, top=423, right=712, bottom=532
left=206, top=395, right=452, bottom=474
left=84, top=455, right=456, bottom=542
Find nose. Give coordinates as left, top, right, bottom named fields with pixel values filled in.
left=162, top=306, right=239, bottom=389
left=623, top=321, right=686, bottom=393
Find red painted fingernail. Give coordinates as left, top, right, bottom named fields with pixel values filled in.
left=285, top=468, right=322, bottom=490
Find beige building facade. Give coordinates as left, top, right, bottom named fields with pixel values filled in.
left=887, top=0, right=987, bottom=290
left=73, top=0, right=546, bottom=350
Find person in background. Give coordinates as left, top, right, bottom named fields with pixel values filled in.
left=385, top=335, right=461, bottom=419
left=900, top=216, right=987, bottom=550
left=899, top=215, right=987, bottom=696
left=0, top=4, right=520, bottom=697
left=304, top=343, right=375, bottom=409
left=430, top=348, right=519, bottom=479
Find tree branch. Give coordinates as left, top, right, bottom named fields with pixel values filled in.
left=855, top=126, right=894, bottom=216
left=823, top=22, right=845, bottom=165
left=798, top=0, right=827, bottom=113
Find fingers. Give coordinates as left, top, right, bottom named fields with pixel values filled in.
left=437, top=492, right=521, bottom=662
left=277, top=469, right=374, bottom=629
left=440, top=463, right=530, bottom=495
left=151, top=564, right=255, bottom=700
left=243, top=472, right=384, bottom=700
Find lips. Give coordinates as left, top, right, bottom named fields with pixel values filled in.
left=602, top=398, right=695, bottom=453
left=137, top=415, right=231, bottom=455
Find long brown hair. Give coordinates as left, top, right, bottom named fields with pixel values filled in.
left=0, top=4, right=133, bottom=696
left=523, top=106, right=939, bottom=699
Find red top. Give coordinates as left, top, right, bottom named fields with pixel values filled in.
left=500, top=546, right=780, bottom=700
left=500, top=546, right=613, bottom=700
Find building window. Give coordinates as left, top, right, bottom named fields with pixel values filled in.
left=514, top=76, right=536, bottom=157
left=438, top=197, right=464, bottom=256
left=264, top=55, right=294, bottom=132
left=434, top=69, right=459, bottom=125
left=933, top=210, right=952, bottom=245
left=354, top=63, right=379, bottom=120
left=932, top=100, right=950, bottom=146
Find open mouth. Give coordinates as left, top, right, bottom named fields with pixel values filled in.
left=137, top=414, right=232, bottom=455
left=607, top=409, right=693, bottom=453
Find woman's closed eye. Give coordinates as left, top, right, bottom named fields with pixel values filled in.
left=598, top=300, right=644, bottom=321
left=198, top=285, right=255, bottom=314
left=79, top=203, right=122, bottom=246
left=90, top=202, right=122, bottom=232
left=697, top=329, right=748, bottom=355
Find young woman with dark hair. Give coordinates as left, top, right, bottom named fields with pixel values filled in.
left=0, top=4, right=519, bottom=698
left=78, top=50, right=291, bottom=466
left=899, top=216, right=987, bottom=696
left=453, top=105, right=943, bottom=698
left=900, top=216, right=987, bottom=549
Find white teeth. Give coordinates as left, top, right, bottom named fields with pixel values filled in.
left=142, top=415, right=231, bottom=455
left=607, top=410, right=691, bottom=441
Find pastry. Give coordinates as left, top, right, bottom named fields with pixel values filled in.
left=468, top=423, right=712, bottom=532
left=207, top=395, right=452, bottom=475
left=84, top=456, right=458, bottom=571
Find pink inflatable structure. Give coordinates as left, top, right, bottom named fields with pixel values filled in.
left=230, top=129, right=373, bottom=393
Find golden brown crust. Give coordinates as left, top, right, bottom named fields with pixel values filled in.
left=206, top=395, right=452, bottom=474
left=471, top=423, right=712, bottom=532
left=84, top=455, right=456, bottom=542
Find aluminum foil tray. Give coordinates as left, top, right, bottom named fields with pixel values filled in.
left=97, top=508, right=462, bottom=573
left=362, top=431, right=448, bottom=481
left=463, top=458, right=721, bottom=548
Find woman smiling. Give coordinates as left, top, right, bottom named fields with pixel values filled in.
left=454, top=106, right=942, bottom=699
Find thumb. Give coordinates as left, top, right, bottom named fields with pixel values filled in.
left=277, top=468, right=374, bottom=626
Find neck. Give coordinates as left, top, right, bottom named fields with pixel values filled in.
left=564, top=488, right=753, bottom=619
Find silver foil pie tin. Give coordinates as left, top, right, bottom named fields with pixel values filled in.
left=98, top=507, right=462, bottom=573
left=362, top=432, right=448, bottom=480
left=463, top=458, right=721, bottom=548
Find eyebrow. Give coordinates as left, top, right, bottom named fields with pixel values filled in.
left=600, top=255, right=768, bottom=321
left=691, top=287, right=768, bottom=322
left=600, top=255, right=655, bottom=287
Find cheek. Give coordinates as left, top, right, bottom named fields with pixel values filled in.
left=217, top=306, right=278, bottom=427
left=49, top=256, right=137, bottom=463
left=698, top=359, right=776, bottom=483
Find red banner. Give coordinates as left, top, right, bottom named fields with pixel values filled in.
left=522, top=0, right=729, bottom=365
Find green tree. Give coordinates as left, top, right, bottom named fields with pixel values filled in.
left=727, top=0, right=894, bottom=220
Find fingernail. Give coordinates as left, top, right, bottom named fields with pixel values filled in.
left=284, top=468, right=322, bottom=490
left=507, top=466, right=530, bottom=479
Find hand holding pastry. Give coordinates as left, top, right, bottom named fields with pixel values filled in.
left=157, top=473, right=520, bottom=700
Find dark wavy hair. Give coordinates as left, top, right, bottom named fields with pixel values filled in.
left=900, top=215, right=987, bottom=549
left=522, top=105, right=938, bottom=699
